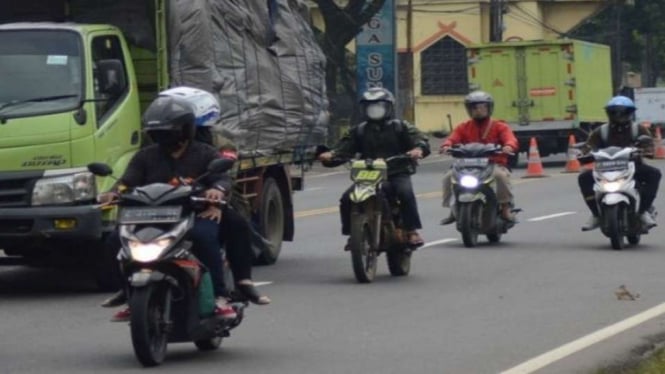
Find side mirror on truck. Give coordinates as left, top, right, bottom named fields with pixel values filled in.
left=97, top=59, right=127, bottom=97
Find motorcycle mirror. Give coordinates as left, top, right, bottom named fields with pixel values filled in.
left=207, top=158, right=234, bottom=174
left=87, top=162, right=113, bottom=177
left=636, top=134, right=652, bottom=145
left=431, top=130, right=449, bottom=139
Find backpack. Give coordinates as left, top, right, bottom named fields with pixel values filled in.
left=599, top=122, right=639, bottom=147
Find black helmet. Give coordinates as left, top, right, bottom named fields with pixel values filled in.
left=142, top=95, right=196, bottom=151
left=359, top=87, right=395, bottom=121
left=464, top=90, right=494, bottom=120
left=604, top=95, right=636, bottom=127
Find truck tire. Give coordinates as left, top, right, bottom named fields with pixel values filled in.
left=256, top=177, right=284, bottom=265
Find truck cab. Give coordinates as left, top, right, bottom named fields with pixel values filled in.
left=0, top=23, right=142, bottom=288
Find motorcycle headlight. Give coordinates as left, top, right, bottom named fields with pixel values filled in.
left=460, top=175, right=480, bottom=188
left=601, top=179, right=624, bottom=193
left=128, top=237, right=173, bottom=263
left=32, top=172, right=96, bottom=206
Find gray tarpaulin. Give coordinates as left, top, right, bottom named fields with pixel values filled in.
left=69, top=0, right=328, bottom=154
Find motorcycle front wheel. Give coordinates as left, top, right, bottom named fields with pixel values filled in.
left=458, top=203, right=479, bottom=248
left=130, top=284, right=169, bottom=367
left=350, top=212, right=378, bottom=283
left=603, top=205, right=624, bottom=250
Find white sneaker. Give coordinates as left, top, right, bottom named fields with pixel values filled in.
left=640, top=212, right=657, bottom=228
left=582, top=215, right=600, bottom=231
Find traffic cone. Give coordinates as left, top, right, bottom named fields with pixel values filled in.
left=654, top=126, right=665, bottom=160
left=562, top=134, right=581, bottom=173
left=522, top=137, right=548, bottom=178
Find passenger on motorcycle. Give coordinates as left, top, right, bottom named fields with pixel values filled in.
left=99, top=94, right=269, bottom=322
left=578, top=95, right=661, bottom=231
left=318, top=87, right=431, bottom=247
left=439, top=91, right=519, bottom=225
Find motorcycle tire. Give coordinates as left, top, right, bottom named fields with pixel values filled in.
left=386, top=247, right=411, bottom=277
left=603, top=205, right=624, bottom=250
left=195, top=336, right=223, bottom=351
left=130, top=285, right=169, bottom=367
left=627, top=235, right=641, bottom=245
left=350, top=213, right=378, bottom=283
left=458, top=203, right=479, bottom=248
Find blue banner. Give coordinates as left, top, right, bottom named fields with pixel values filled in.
left=355, top=0, right=397, bottom=98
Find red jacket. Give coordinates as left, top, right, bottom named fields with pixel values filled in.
left=441, top=118, right=518, bottom=166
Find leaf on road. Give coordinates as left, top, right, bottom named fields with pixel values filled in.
left=615, top=285, right=640, bottom=301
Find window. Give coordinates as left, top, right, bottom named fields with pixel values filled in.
left=420, top=36, right=468, bottom=95
left=91, top=35, right=127, bottom=122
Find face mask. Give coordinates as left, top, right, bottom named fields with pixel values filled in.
left=366, top=103, right=387, bottom=120
left=150, top=130, right=184, bottom=152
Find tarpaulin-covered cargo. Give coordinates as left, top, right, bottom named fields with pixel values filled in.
left=1, top=0, right=329, bottom=154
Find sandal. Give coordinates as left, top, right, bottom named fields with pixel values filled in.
left=236, top=283, right=271, bottom=305
left=407, top=231, right=425, bottom=247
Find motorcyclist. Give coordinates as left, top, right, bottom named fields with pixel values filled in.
left=318, top=87, right=431, bottom=247
left=578, top=95, right=661, bottom=231
left=99, top=94, right=269, bottom=322
left=439, top=91, right=519, bottom=224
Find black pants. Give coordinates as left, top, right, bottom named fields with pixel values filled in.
left=219, top=206, right=254, bottom=282
left=578, top=163, right=661, bottom=215
left=340, top=173, right=422, bottom=235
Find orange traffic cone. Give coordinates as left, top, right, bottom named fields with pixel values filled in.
left=654, top=126, right=665, bottom=160
left=522, top=137, right=548, bottom=178
left=562, top=134, right=581, bottom=173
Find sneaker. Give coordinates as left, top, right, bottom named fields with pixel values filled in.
left=582, top=215, right=600, bottom=231
left=440, top=213, right=456, bottom=225
left=215, top=298, right=238, bottom=321
left=640, top=212, right=657, bottom=229
left=101, top=290, right=127, bottom=308
left=110, top=306, right=131, bottom=322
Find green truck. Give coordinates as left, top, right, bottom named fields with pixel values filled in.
left=0, top=1, right=328, bottom=289
left=467, top=39, right=612, bottom=165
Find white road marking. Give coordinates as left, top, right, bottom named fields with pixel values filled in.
left=527, top=211, right=577, bottom=222
left=303, top=187, right=325, bottom=192
left=500, top=301, right=665, bottom=374
left=421, top=238, right=458, bottom=249
left=253, top=281, right=273, bottom=287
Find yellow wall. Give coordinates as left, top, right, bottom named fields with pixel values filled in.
left=309, top=0, right=608, bottom=131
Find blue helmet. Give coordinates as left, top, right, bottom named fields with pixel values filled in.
left=604, top=96, right=636, bottom=125
left=605, top=96, right=636, bottom=109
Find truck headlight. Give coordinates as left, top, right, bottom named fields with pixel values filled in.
left=31, top=172, right=96, bottom=206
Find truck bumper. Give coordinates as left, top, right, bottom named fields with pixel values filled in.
left=0, top=205, right=104, bottom=241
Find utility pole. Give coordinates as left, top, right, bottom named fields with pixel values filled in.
left=489, top=0, right=504, bottom=42
left=404, top=0, right=414, bottom=122
left=612, top=0, right=623, bottom=92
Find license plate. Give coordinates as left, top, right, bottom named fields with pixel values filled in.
left=596, top=160, right=628, bottom=171
left=458, top=158, right=489, bottom=167
left=119, top=206, right=182, bottom=224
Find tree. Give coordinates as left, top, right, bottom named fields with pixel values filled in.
left=571, top=1, right=665, bottom=88
left=313, top=0, right=387, bottom=103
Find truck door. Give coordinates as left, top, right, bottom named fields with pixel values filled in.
left=522, top=45, right=571, bottom=123
left=89, top=33, right=142, bottom=170
left=470, top=47, right=519, bottom=123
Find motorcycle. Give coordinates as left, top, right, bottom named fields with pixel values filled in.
left=447, top=143, right=519, bottom=247
left=88, top=159, right=246, bottom=367
left=578, top=135, right=657, bottom=250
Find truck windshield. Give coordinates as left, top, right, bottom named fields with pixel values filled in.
left=0, top=30, right=83, bottom=119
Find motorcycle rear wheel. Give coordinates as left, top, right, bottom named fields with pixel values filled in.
left=350, top=213, right=378, bottom=283
left=130, top=285, right=169, bottom=367
left=386, top=247, right=411, bottom=276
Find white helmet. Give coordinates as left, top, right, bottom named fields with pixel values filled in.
left=159, top=86, right=221, bottom=127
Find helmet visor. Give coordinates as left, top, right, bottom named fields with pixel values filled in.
left=147, top=129, right=181, bottom=147
left=366, top=102, right=388, bottom=120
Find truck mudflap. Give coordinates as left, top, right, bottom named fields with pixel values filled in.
left=0, top=205, right=104, bottom=240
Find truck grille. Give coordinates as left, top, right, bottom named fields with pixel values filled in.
left=0, top=171, right=41, bottom=208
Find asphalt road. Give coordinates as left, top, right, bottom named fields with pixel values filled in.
left=2, top=155, right=665, bottom=373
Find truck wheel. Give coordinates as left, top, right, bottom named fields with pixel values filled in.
left=256, top=177, right=284, bottom=265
